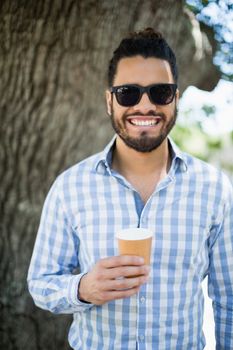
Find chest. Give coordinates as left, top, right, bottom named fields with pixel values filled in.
left=71, top=178, right=215, bottom=271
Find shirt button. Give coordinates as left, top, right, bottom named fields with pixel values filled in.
left=139, top=335, right=144, bottom=341
left=140, top=296, right=146, bottom=304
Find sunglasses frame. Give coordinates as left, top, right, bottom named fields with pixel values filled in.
left=110, top=83, right=177, bottom=107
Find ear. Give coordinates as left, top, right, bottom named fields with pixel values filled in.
left=105, top=89, right=112, bottom=116
left=175, top=88, right=180, bottom=104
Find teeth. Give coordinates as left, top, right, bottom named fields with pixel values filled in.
left=130, top=119, right=159, bottom=126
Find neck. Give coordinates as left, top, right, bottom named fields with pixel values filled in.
left=112, top=136, right=171, bottom=177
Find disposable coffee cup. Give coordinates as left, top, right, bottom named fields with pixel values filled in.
left=116, top=228, right=153, bottom=265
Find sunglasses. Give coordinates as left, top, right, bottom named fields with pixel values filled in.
left=110, top=83, right=177, bottom=107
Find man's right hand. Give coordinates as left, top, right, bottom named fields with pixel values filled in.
left=78, top=255, right=150, bottom=305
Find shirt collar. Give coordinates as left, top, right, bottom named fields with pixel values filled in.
left=94, top=135, right=188, bottom=174
left=94, top=135, right=117, bottom=174
left=168, top=137, right=188, bottom=173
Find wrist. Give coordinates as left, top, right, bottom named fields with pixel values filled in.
left=78, top=273, right=91, bottom=304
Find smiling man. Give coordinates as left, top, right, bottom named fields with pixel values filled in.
left=107, top=56, right=178, bottom=153
left=28, top=28, right=233, bottom=350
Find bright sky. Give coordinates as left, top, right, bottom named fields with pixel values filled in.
left=179, top=79, right=233, bottom=135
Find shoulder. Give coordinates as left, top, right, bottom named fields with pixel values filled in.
left=182, top=151, right=233, bottom=201
left=47, top=152, right=102, bottom=199
left=58, top=152, right=101, bottom=182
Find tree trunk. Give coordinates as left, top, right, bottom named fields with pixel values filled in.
left=0, top=0, right=220, bottom=349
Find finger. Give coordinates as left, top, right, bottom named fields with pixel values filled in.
left=106, top=286, right=141, bottom=301
left=105, top=264, right=150, bottom=279
left=99, top=255, right=144, bottom=268
left=108, top=275, right=149, bottom=291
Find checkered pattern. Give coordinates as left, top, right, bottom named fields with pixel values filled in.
left=28, top=137, right=233, bottom=350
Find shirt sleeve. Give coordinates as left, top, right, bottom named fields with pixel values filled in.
left=208, top=176, right=233, bottom=349
left=27, top=178, right=93, bottom=314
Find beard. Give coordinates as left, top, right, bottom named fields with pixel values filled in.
left=110, top=105, right=178, bottom=153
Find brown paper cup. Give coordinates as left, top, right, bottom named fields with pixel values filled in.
left=116, top=228, right=153, bottom=265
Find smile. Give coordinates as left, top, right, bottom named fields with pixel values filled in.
left=128, top=118, right=161, bottom=126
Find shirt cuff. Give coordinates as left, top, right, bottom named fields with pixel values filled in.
left=68, top=273, right=93, bottom=310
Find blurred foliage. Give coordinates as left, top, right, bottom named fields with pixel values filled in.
left=186, top=0, right=233, bottom=80
left=171, top=118, right=233, bottom=180
left=171, top=122, right=220, bottom=161
left=201, top=104, right=216, bottom=116
left=175, top=0, right=233, bottom=179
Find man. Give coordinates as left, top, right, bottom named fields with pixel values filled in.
left=28, top=28, right=233, bottom=349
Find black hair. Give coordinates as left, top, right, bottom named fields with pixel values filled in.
left=108, top=28, right=178, bottom=86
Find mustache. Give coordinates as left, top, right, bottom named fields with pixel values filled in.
left=124, top=111, right=166, bottom=118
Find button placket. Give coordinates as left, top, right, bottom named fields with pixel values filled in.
left=137, top=288, right=146, bottom=347
left=140, top=296, right=146, bottom=304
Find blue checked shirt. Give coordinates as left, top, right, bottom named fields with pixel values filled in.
left=28, top=137, right=233, bottom=350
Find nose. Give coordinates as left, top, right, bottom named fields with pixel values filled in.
left=132, top=91, right=157, bottom=113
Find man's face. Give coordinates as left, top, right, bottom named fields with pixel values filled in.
left=106, top=55, right=179, bottom=152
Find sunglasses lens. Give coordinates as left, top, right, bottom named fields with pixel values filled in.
left=115, top=86, right=140, bottom=106
left=150, top=84, right=176, bottom=105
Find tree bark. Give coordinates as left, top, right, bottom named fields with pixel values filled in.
left=0, top=0, right=220, bottom=349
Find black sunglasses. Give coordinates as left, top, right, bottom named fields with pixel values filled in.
left=110, top=83, right=177, bottom=107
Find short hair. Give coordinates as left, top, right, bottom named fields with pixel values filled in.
left=108, top=27, right=178, bottom=86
